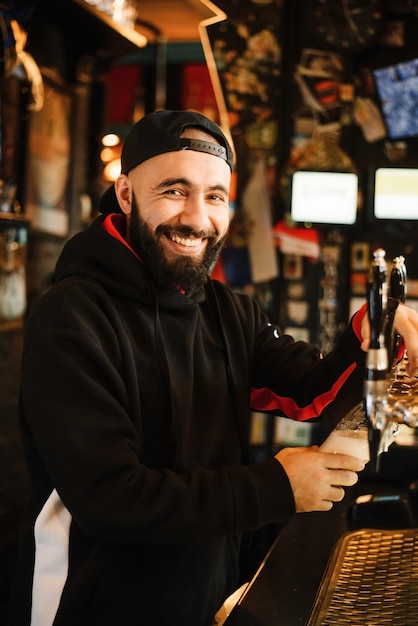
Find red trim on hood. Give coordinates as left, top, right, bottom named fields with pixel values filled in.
left=102, top=214, right=190, bottom=296
left=250, top=362, right=357, bottom=421
left=102, top=213, right=143, bottom=263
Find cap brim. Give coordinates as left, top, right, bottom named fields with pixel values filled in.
left=99, top=184, right=122, bottom=214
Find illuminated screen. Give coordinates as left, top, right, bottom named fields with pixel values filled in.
left=290, top=171, right=358, bottom=225
left=374, top=168, right=418, bottom=220
left=373, top=58, right=418, bottom=140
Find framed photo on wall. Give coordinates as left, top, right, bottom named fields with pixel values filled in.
left=24, top=69, right=72, bottom=237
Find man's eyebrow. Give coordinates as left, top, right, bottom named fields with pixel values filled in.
left=208, top=183, right=230, bottom=196
left=156, top=178, right=229, bottom=195
left=156, top=177, right=191, bottom=189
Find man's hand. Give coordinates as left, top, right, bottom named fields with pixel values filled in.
left=360, top=303, right=418, bottom=377
left=275, top=446, right=365, bottom=513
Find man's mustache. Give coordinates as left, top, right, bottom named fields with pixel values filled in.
left=156, top=225, right=218, bottom=241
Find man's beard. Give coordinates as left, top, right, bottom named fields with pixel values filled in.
left=129, top=194, right=227, bottom=293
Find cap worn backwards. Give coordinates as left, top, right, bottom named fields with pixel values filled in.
left=99, top=109, right=234, bottom=215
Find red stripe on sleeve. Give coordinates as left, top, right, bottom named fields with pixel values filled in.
left=250, top=362, right=357, bottom=421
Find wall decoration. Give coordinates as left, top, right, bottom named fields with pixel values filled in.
left=373, top=57, right=418, bottom=140
left=286, top=300, right=309, bottom=325
left=350, top=272, right=367, bottom=296
left=351, top=242, right=370, bottom=272
left=105, top=64, right=143, bottom=126
left=318, top=236, right=348, bottom=355
left=293, top=48, right=345, bottom=140
left=305, top=0, right=385, bottom=54
left=181, top=63, right=218, bottom=118
left=202, top=0, right=284, bottom=133
left=353, top=96, right=386, bottom=143
left=286, top=280, right=306, bottom=300
left=24, top=70, right=72, bottom=236
left=282, top=254, right=304, bottom=280
left=242, top=157, right=278, bottom=283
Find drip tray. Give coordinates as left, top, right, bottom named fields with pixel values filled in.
left=307, top=528, right=418, bottom=625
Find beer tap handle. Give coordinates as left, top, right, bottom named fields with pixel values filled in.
left=388, top=255, right=407, bottom=372
left=367, top=248, right=387, bottom=350
left=390, top=255, right=406, bottom=305
left=365, top=248, right=389, bottom=472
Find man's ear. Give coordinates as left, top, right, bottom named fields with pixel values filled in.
left=114, top=174, right=132, bottom=215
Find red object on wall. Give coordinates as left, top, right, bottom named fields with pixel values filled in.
left=105, top=65, right=143, bottom=125
left=181, top=64, right=218, bottom=114
left=105, top=63, right=218, bottom=124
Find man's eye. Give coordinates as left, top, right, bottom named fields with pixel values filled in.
left=209, top=193, right=226, bottom=202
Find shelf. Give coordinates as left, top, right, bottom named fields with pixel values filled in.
left=72, top=0, right=148, bottom=48
left=28, top=0, right=153, bottom=73
left=0, top=213, right=30, bottom=229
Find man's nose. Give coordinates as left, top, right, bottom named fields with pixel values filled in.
left=178, top=195, right=210, bottom=229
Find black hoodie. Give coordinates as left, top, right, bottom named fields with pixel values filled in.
left=9, top=214, right=366, bottom=626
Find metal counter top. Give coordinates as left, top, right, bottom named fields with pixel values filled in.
left=225, top=444, right=418, bottom=626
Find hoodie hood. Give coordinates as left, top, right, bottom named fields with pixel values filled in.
left=54, top=214, right=219, bottom=470
left=54, top=214, right=206, bottom=311
left=53, top=214, right=249, bottom=469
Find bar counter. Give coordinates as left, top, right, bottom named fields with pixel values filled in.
left=225, top=443, right=418, bottom=625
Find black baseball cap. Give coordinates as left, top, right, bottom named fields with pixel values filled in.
left=99, top=109, right=234, bottom=214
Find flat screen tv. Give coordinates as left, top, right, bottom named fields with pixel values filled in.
left=290, top=170, right=358, bottom=226
left=372, top=167, right=418, bottom=221
left=373, top=58, right=418, bottom=140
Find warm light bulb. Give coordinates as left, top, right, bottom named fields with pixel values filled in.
left=100, top=147, right=116, bottom=163
left=102, top=133, right=120, bottom=147
left=103, top=158, right=121, bottom=182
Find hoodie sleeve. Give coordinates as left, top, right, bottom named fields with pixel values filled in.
left=249, top=302, right=367, bottom=422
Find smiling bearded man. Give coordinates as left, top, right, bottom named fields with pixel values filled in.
left=13, top=110, right=418, bottom=626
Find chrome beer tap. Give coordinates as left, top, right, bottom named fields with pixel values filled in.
left=364, top=248, right=390, bottom=472
left=384, top=255, right=418, bottom=431
left=364, top=253, right=418, bottom=471
left=319, top=254, right=413, bottom=470
left=387, top=255, right=406, bottom=373
left=378, top=256, right=406, bottom=456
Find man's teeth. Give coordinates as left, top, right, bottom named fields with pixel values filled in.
left=170, top=234, right=202, bottom=247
